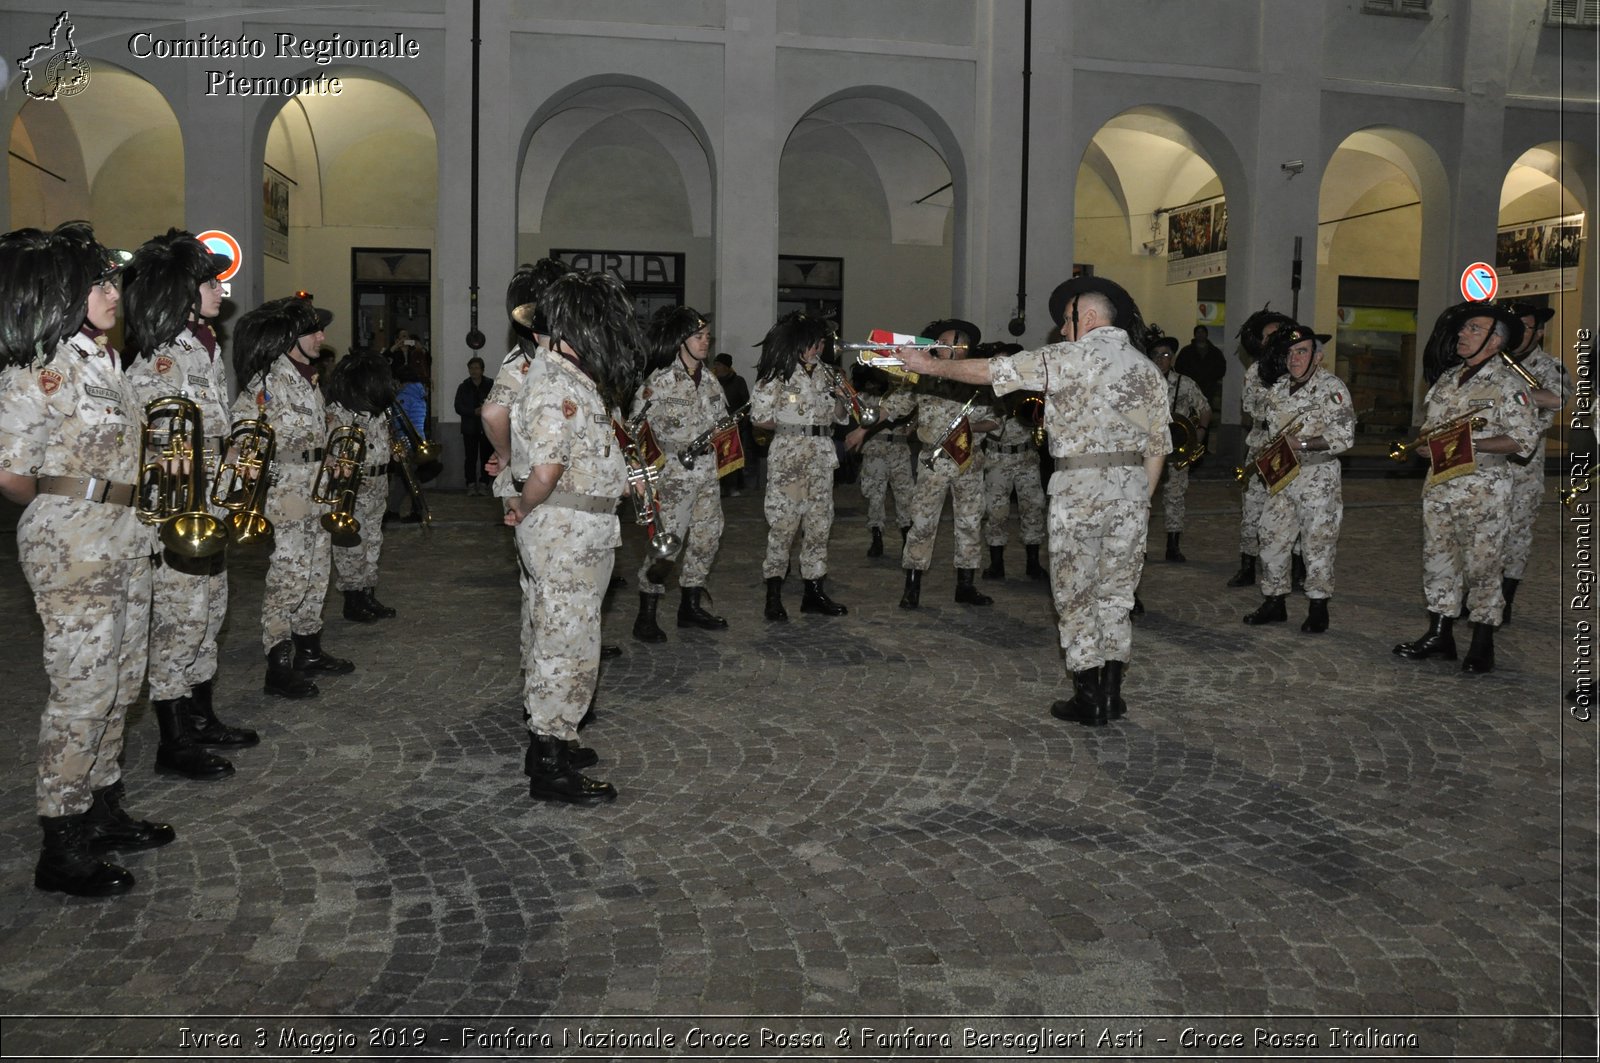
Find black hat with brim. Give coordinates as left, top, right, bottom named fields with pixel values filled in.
left=201, top=250, right=231, bottom=280
left=1509, top=301, right=1555, bottom=326
left=1148, top=335, right=1180, bottom=356
left=98, top=247, right=133, bottom=279
left=1048, top=276, right=1141, bottom=334
left=1446, top=301, right=1524, bottom=354
left=920, top=318, right=982, bottom=349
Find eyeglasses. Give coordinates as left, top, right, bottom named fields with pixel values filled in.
left=1460, top=322, right=1492, bottom=336
left=92, top=278, right=118, bottom=293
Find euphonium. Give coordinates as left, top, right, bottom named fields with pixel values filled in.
left=1169, top=413, right=1206, bottom=470
left=312, top=424, right=367, bottom=547
left=211, top=417, right=276, bottom=547
left=137, top=396, right=229, bottom=559
left=387, top=405, right=433, bottom=527
left=391, top=402, right=438, bottom=464
left=1388, top=405, right=1491, bottom=463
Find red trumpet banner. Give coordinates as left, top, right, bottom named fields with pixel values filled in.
left=1424, top=420, right=1477, bottom=487
left=712, top=423, right=745, bottom=478
left=941, top=417, right=976, bottom=473
left=1253, top=435, right=1301, bottom=496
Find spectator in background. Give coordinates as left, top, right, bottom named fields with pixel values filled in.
left=1175, top=325, right=1227, bottom=414
left=710, top=353, right=752, bottom=495
left=454, top=356, right=494, bottom=495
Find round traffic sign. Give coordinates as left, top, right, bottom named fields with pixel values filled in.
left=1460, top=261, right=1498, bottom=303
left=195, top=230, right=242, bottom=282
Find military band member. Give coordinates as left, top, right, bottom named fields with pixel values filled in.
left=0, top=222, right=174, bottom=897
left=898, top=277, right=1168, bottom=727
left=1500, top=301, right=1571, bottom=622
left=861, top=319, right=1000, bottom=609
left=326, top=350, right=401, bottom=622
left=122, top=230, right=252, bottom=783
left=1229, top=308, right=1294, bottom=587
left=629, top=306, right=731, bottom=642
left=852, top=362, right=914, bottom=558
left=231, top=297, right=355, bottom=699
left=1149, top=333, right=1212, bottom=563
left=978, top=347, right=1047, bottom=581
left=751, top=311, right=852, bottom=621
left=1394, top=302, right=1541, bottom=673
left=1240, top=325, right=1354, bottom=633
left=506, top=270, right=642, bottom=804
left=483, top=259, right=569, bottom=514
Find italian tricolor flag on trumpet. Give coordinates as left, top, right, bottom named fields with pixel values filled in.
left=857, top=329, right=931, bottom=383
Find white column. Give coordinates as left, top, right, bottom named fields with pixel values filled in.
left=716, top=0, right=779, bottom=369
left=970, top=0, right=1026, bottom=334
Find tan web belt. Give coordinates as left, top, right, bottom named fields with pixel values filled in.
left=36, top=475, right=136, bottom=506
left=1054, top=451, right=1141, bottom=471
left=544, top=491, right=618, bottom=515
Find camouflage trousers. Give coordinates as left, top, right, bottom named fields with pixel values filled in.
left=22, top=553, right=151, bottom=816
left=859, top=438, right=913, bottom=531
left=148, top=551, right=227, bottom=699
left=1047, top=468, right=1149, bottom=672
left=638, top=460, right=722, bottom=594
left=1503, top=456, right=1545, bottom=581
left=1238, top=470, right=1266, bottom=553
left=1258, top=462, right=1341, bottom=599
left=333, top=471, right=388, bottom=590
left=763, top=437, right=837, bottom=581
left=261, top=514, right=332, bottom=650
left=516, top=509, right=616, bottom=741
left=903, top=452, right=985, bottom=571
left=1159, top=462, right=1191, bottom=533
left=1422, top=467, right=1511, bottom=626
left=984, top=449, right=1047, bottom=547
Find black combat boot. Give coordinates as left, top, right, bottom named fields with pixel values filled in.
left=1501, top=577, right=1519, bottom=625
left=1024, top=544, right=1046, bottom=580
left=35, top=813, right=134, bottom=897
left=292, top=630, right=355, bottom=675
left=265, top=640, right=319, bottom=699
left=1051, top=667, right=1105, bottom=726
left=801, top=577, right=848, bottom=616
left=1462, top=622, right=1496, bottom=674
left=899, top=524, right=911, bottom=548
left=601, top=645, right=622, bottom=660
left=526, top=734, right=616, bottom=805
left=1292, top=553, right=1307, bottom=591
left=678, top=587, right=728, bottom=630
left=982, top=545, right=1005, bottom=580
left=153, top=698, right=234, bottom=781
left=1301, top=598, right=1329, bottom=634
left=633, top=592, right=668, bottom=642
left=1393, top=612, right=1457, bottom=660
left=185, top=678, right=258, bottom=749
left=342, top=589, right=379, bottom=623
left=1165, top=532, right=1186, bottom=562
left=363, top=588, right=397, bottom=619
left=867, top=527, right=884, bottom=558
left=1243, top=595, right=1287, bottom=625
left=954, top=568, right=993, bottom=605
left=764, top=576, right=788, bottom=621
left=523, top=737, right=598, bottom=774
left=1099, top=661, right=1127, bottom=720
left=1226, top=553, right=1257, bottom=587
left=83, top=781, right=176, bottom=853
left=899, top=568, right=922, bottom=610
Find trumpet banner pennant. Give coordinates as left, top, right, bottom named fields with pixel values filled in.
left=1253, top=435, right=1301, bottom=496
left=635, top=419, right=666, bottom=469
left=712, top=423, right=745, bottom=478
left=1424, top=420, right=1476, bottom=487
left=940, top=417, right=976, bottom=473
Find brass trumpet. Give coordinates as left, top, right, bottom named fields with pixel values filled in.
left=391, top=403, right=438, bottom=465
left=679, top=402, right=750, bottom=470
left=1388, top=405, right=1491, bottom=463
left=137, top=396, right=229, bottom=559
left=313, top=425, right=367, bottom=547
left=822, top=364, right=879, bottom=427
left=387, top=405, right=433, bottom=528
left=1234, top=416, right=1304, bottom=484
left=1499, top=350, right=1541, bottom=391
left=923, top=393, right=981, bottom=470
left=211, top=417, right=276, bottom=547
left=617, top=407, right=682, bottom=560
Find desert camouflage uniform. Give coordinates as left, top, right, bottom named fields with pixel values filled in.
left=630, top=358, right=727, bottom=593
left=232, top=357, right=333, bottom=652
left=858, top=422, right=914, bottom=534
left=981, top=402, right=1046, bottom=548
left=1504, top=345, right=1571, bottom=580
left=878, top=381, right=990, bottom=571
left=1238, top=361, right=1271, bottom=553
left=1418, top=360, right=1541, bottom=625
left=329, top=406, right=391, bottom=591
left=510, top=352, right=625, bottom=742
left=1256, top=368, right=1355, bottom=599
left=0, top=330, right=156, bottom=816
left=124, top=326, right=230, bottom=700
left=487, top=345, right=533, bottom=505
left=988, top=327, right=1168, bottom=671
left=1160, top=371, right=1210, bottom=534
left=752, top=365, right=848, bottom=580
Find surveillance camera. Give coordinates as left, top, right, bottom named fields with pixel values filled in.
left=1281, top=160, right=1305, bottom=174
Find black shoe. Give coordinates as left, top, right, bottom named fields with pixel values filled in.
left=600, top=644, right=622, bottom=660
left=185, top=678, right=258, bottom=749
left=1393, top=612, right=1457, bottom=660
left=982, top=546, right=1005, bottom=580
left=363, top=588, right=397, bottom=619
left=633, top=592, right=668, bottom=643
left=954, top=568, right=993, bottom=605
left=1243, top=595, right=1287, bottom=625
left=1024, top=544, right=1046, bottom=581
left=899, top=568, right=922, bottom=610
left=1301, top=598, right=1329, bottom=634
left=265, top=639, right=319, bottom=699
left=1462, top=622, right=1496, bottom=674
left=152, top=698, right=234, bottom=781
left=84, top=781, right=176, bottom=853
left=677, top=587, right=728, bottom=630
left=343, top=589, right=380, bottom=623
left=565, top=741, right=599, bottom=770
left=867, top=528, right=884, bottom=558
left=1501, top=577, right=1518, bottom=626
left=526, top=734, right=616, bottom=805
left=801, top=577, right=848, bottom=616
left=1100, top=660, right=1127, bottom=720
left=292, top=630, right=355, bottom=675
left=1226, top=553, right=1257, bottom=588
left=1051, top=667, right=1105, bottom=726
left=35, top=813, right=134, bottom=897
left=1291, top=553, right=1306, bottom=592
left=764, top=576, right=788, bottom=622
left=1165, top=532, right=1186, bottom=563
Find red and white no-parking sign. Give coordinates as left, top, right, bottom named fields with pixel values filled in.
left=1460, top=261, right=1498, bottom=303
left=195, top=230, right=242, bottom=282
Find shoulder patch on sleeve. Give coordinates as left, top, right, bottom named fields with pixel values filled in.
left=1514, top=391, right=1529, bottom=406
left=37, top=369, right=62, bottom=395
left=562, top=398, right=577, bottom=419
left=1332, top=391, right=1343, bottom=404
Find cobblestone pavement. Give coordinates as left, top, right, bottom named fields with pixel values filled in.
left=0, top=475, right=1594, bottom=1060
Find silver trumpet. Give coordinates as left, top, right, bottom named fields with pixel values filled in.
left=679, top=402, right=750, bottom=470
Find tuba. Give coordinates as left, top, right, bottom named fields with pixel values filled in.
left=137, top=396, right=229, bottom=559
left=1169, top=413, right=1206, bottom=470
left=211, top=417, right=276, bottom=547
left=312, top=424, right=367, bottom=547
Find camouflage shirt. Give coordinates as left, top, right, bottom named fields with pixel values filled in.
left=125, top=326, right=230, bottom=438
left=1263, top=368, right=1355, bottom=455
left=510, top=349, right=626, bottom=534
left=1242, top=361, right=1271, bottom=448
left=631, top=357, right=728, bottom=451
left=1421, top=357, right=1541, bottom=489
left=231, top=356, right=330, bottom=521
left=485, top=344, right=533, bottom=410
left=1518, top=345, right=1573, bottom=434
left=1166, top=370, right=1211, bottom=424
left=879, top=378, right=991, bottom=447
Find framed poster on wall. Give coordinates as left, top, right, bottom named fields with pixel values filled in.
left=263, top=164, right=291, bottom=263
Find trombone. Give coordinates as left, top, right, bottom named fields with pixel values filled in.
left=312, top=425, right=367, bottom=547
left=211, top=417, right=276, bottom=547
left=137, top=396, right=229, bottom=559
left=1388, top=405, right=1491, bottom=463
left=387, top=405, right=434, bottom=528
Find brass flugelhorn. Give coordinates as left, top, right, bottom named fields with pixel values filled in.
left=211, top=417, right=276, bottom=547
left=1561, top=475, right=1593, bottom=509
left=679, top=402, right=750, bottom=470
left=313, top=424, right=367, bottom=547
left=391, top=402, right=438, bottom=464
left=1388, top=405, right=1492, bottom=463
left=137, top=396, right=229, bottom=559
